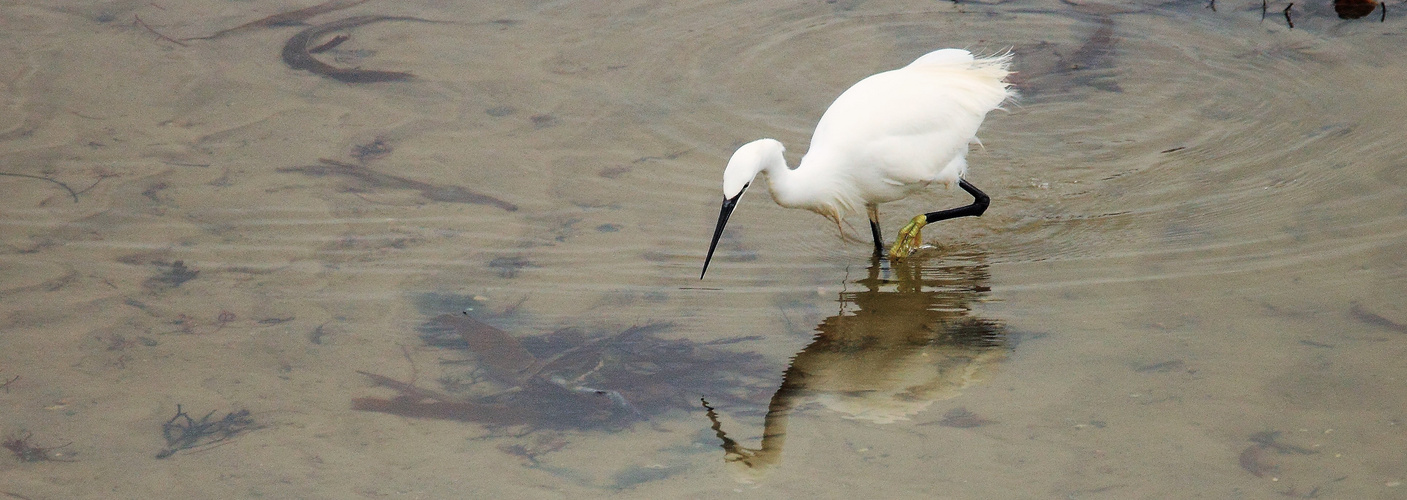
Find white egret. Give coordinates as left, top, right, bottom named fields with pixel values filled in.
left=701, top=48, right=1014, bottom=279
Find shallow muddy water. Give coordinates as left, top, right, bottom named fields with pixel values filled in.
left=1, top=0, right=1405, bottom=498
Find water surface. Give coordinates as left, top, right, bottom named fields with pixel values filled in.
left=1, top=0, right=1405, bottom=498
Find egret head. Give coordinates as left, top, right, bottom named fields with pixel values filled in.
left=702, top=139, right=785, bottom=279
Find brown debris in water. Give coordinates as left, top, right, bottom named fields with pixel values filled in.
left=529, top=114, right=559, bottom=129
left=351, top=138, right=393, bottom=161
left=4, top=432, right=76, bottom=463
left=281, top=16, right=438, bottom=83
left=1239, top=431, right=1318, bottom=478
left=1334, top=0, right=1385, bottom=20
left=133, top=15, right=185, bottom=47
left=143, top=260, right=199, bottom=290
left=279, top=159, right=518, bottom=211
left=1009, top=14, right=1120, bottom=100
left=1233, top=0, right=1384, bottom=29
left=186, top=0, right=373, bottom=41
left=0, top=172, right=80, bottom=204
left=497, top=432, right=568, bottom=465
left=307, top=34, right=350, bottom=54
left=1349, top=302, right=1407, bottom=334
left=1239, top=442, right=1278, bottom=477
left=156, top=405, right=260, bottom=459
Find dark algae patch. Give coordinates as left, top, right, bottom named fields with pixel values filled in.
left=1349, top=302, right=1407, bottom=334
left=280, top=159, right=518, bottom=211
left=4, top=432, right=76, bottom=462
left=186, top=0, right=372, bottom=41
left=282, top=16, right=440, bottom=83
left=156, top=405, right=260, bottom=459
left=143, top=260, right=199, bottom=290
left=353, top=313, right=771, bottom=431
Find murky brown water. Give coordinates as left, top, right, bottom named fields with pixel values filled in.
left=2, top=0, right=1405, bottom=497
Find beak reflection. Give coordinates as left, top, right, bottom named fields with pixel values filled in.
left=702, top=251, right=1012, bottom=477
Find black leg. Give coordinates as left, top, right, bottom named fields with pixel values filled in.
left=865, top=204, right=884, bottom=256
left=869, top=219, right=884, bottom=256
left=923, top=179, right=989, bottom=224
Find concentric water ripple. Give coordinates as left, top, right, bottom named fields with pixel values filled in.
left=454, top=0, right=1407, bottom=304
left=515, top=1, right=1404, bottom=296
left=2, top=1, right=1401, bottom=309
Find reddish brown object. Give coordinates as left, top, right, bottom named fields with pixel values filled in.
left=3, top=433, right=75, bottom=462
left=1335, top=0, right=1378, bottom=19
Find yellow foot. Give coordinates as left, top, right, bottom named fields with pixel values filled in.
left=888, top=215, right=928, bottom=260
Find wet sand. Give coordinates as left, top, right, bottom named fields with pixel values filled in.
left=1, top=0, right=1405, bottom=498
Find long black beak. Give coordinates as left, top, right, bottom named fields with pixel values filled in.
left=701, top=187, right=745, bottom=279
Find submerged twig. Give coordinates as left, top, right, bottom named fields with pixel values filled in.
left=156, top=405, right=259, bottom=459
left=0, top=172, right=78, bottom=203
left=74, top=171, right=117, bottom=198
left=3, top=432, right=76, bottom=462
left=133, top=15, right=187, bottom=47
left=1284, top=3, right=1295, bottom=28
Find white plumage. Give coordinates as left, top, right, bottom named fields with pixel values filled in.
left=704, top=49, right=1014, bottom=278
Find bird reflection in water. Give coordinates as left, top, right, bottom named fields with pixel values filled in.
left=704, top=249, right=1011, bottom=475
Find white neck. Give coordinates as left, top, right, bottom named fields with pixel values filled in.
left=761, top=150, right=856, bottom=218
left=724, top=138, right=859, bottom=219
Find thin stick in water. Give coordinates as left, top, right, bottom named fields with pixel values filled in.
left=0, top=172, right=78, bottom=203
left=133, top=15, right=187, bottom=46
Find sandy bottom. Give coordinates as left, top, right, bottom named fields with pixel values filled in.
left=1, top=0, right=1405, bottom=498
